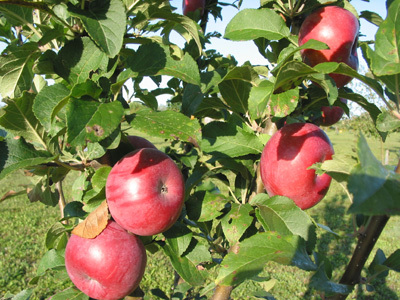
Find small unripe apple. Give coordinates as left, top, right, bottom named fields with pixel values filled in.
left=319, top=98, right=348, bottom=126
left=106, top=148, right=185, bottom=236
left=260, top=123, right=334, bottom=210
left=183, top=0, right=206, bottom=17
left=65, top=221, right=147, bottom=300
left=298, top=6, right=359, bottom=87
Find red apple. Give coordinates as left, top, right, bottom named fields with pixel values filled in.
left=106, top=148, right=185, bottom=236
left=183, top=0, right=206, bottom=17
left=319, top=98, right=348, bottom=126
left=260, top=123, right=334, bottom=210
left=298, top=6, right=359, bottom=87
left=65, top=221, right=147, bottom=300
left=127, top=135, right=157, bottom=150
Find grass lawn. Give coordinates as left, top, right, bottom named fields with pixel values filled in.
left=1, top=130, right=399, bottom=299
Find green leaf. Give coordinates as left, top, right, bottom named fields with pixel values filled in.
left=118, top=42, right=201, bottom=86
left=182, top=84, right=203, bottom=117
left=163, top=243, right=207, bottom=286
left=348, top=134, right=400, bottom=215
left=218, top=66, right=262, bottom=115
left=224, top=8, right=290, bottom=41
left=219, top=80, right=251, bottom=115
left=201, top=121, right=264, bottom=157
left=272, top=60, right=317, bottom=93
left=150, top=11, right=203, bottom=57
left=71, top=172, right=88, bottom=202
left=369, top=249, right=389, bottom=278
left=0, top=93, right=47, bottom=148
left=318, top=155, right=353, bottom=183
left=370, top=0, right=400, bottom=76
left=7, top=289, right=33, bottom=300
left=0, top=4, right=33, bottom=26
left=0, top=43, right=40, bottom=98
left=91, top=166, right=112, bottom=192
left=63, top=201, right=86, bottom=219
left=33, top=83, right=71, bottom=132
left=338, top=89, right=382, bottom=124
left=310, top=264, right=353, bottom=295
left=376, top=110, right=400, bottom=132
left=216, top=232, right=301, bottom=286
left=54, top=37, right=107, bottom=85
left=384, top=249, right=400, bottom=272
left=248, top=80, right=273, bottom=120
left=68, top=0, right=126, bottom=58
left=70, top=80, right=103, bottom=100
left=186, top=191, right=229, bottom=222
left=221, top=203, right=253, bottom=245
left=66, top=99, right=124, bottom=147
left=184, top=238, right=212, bottom=266
left=36, top=249, right=65, bottom=276
left=200, top=70, right=226, bottom=94
left=255, top=196, right=315, bottom=242
left=0, top=137, right=54, bottom=180
left=50, top=287, right=89, bottom=300
left=359, top=10, right=384, bottom=27
left=313, top=62, right=385, bottom=98
left=130, top=107, right=201, bottom=145
left=270, top=88, right=299, bottom=118
left=129, top=1, right=202, bottom=55
left=28, top=181, right=59, bottom=207
left=45, top=222, right=68, bottom=250
left=163, top=222, right=193, bottom=257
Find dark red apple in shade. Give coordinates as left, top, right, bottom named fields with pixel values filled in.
left=319, top=98, right=348, bottom=126
left=298, top=6, right=359, bottom=87
left=183, top=0, right=206, bottom=16
left=106, top=148, right=185, bottom=236
left=127, top=135, right=157, bottom=150
left=65, top=221, right=147, bottom=300
left=260, top=123, right=334, bottom=210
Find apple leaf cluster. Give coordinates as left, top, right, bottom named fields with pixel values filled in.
left=0, top=0, right=400, bottom=299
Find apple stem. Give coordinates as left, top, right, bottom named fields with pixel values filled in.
left=326, top=158, right=400, bottom=299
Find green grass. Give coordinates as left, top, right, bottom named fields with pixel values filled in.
left=1, top=131, right=400, bottom=299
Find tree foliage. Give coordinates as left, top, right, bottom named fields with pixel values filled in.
left=0, top=0, right=400, bottom=299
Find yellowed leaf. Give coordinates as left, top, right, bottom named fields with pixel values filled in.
left=72, top=200, right=109, bottom=239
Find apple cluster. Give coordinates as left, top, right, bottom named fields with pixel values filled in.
left=65, top=136, right=185, bottom=300
left=299, top=5, right=359, bottom=126
left=260, top=6, right=359, bottom=209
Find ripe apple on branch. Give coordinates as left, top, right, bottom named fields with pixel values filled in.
left=260, top=123, right=334, bottom=210
left=65, top=221, right=147, bottom=300
left=299, top=6, right=359, bottom=87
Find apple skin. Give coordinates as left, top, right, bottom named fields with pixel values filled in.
left=183, top=0, right=206, bottom=16
left=298, top=6, right=359, bottom=87
left=260, top=123, right=334, bottom=210
left=127, top=135, right=157, bottom=150
left=319, top=98, right=348, bottom=126
left=106, top=148, right=185, bottom=236
left=65, top=221, right=147, bottom=300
